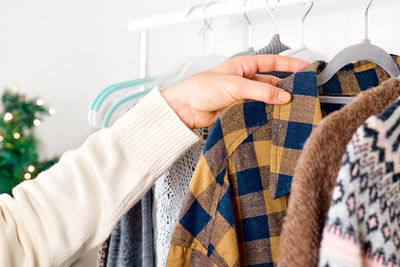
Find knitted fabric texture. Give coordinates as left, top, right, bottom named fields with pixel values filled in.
left=106, top=190, right=154, bottom=267
left=278, top=78, right=400, bottom=267
left=167, top=60, right=399, bottom=266
left=253, top=34, right=291, bottom=78
left=153, top=127, right=210, bottom=267
left=318, top=96, right=400, bottom=267
left=230, top=47, right=255, bottom=57
left=253, top=34, right=290, bottom=55
left=96, top=238, right=110, bottom=267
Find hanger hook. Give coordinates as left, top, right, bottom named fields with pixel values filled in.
left=243, top=0, right=252, bottom=27
left=364, top=0, right=373, bottom=40
left=186, top=4, right=208, bottom=37
left=301, top=1, right=314, bottom=47
left=265, top=0, right=278, bottom=35
left=198, top=1, right=216, bottom=36
left=301, top=2, right=314, bottom=25
left=186, top=4, right=202, bottom=18
left=243, top=0, right=253, bottom=48
left=199, top=1, right=217, bottom=54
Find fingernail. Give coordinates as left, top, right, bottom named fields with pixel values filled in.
left=278, top=90, right=291, bottom=103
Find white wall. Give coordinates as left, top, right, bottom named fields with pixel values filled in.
left=2, top=0, right=400, bottom=157
left=1, top=0, right=400, bottom=265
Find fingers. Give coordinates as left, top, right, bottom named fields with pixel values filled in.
left=214, top=55, right=309, bottom=79
left=252, top=74, right=281, bottom=86
left=231, top=76, right=291, bottom=104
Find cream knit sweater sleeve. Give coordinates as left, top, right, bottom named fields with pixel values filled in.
left=0, top=88, right=200, bottom=267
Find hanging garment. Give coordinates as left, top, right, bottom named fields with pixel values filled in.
left=278, top=78, right=400, bottom=267
left=151, top=37, right=290, bottom=267
left=230, top=33, right=290, bottom=58
left=96, top=41, right=290, bottom=267
left=167, top=58, right=400, bottom=267
left=106, top=191, right=154, bottom=267
left=318, top=95, right=400, bottom=267
left=253, top=34, right=290, bottom=56
left=97, top=239, right=110, bottom=267
left=254, top=34, right=291, bottom=79
left=230, top=47, right=255, bottom=57
left=153, top=127, right=210, bottom=267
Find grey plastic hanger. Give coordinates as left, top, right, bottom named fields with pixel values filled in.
left=316, top=0, right=400, bottom=87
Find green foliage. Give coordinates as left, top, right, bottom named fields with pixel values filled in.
left=0, top=89, right=59, bottom=195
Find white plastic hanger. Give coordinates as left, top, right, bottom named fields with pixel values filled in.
left=243, top=0, right=253, bottom=51
left=317, top=0, right=400, bottom=88
left=279, top=2, right=327, bottom=62
left=251, top=0, right=289, bottom=56
left=265, top=0, right=279, bottom=37
left=101, top=2, right=226, bottom=127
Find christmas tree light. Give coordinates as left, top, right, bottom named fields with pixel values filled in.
left=4, top=112, right=12, bottom=122
left=0, top=89, right=59, bottom=195
left=36, top=99, right=44, bottom=106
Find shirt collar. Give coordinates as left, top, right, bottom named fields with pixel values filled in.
left=269, top=57, right=400, bottom=199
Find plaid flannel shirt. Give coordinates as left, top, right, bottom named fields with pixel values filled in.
left=167, top=57, right=400, bottom=267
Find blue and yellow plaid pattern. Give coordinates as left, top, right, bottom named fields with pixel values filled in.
left=167, top=58, right=400, bottom=267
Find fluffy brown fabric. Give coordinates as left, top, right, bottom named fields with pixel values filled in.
left=278, top=78, right=400, bottom=267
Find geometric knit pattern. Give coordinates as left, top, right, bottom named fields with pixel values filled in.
left=319, top=97, right=400, bottom=267
left=167, top=59, right=398, bottom=267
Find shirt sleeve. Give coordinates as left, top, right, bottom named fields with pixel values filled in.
left=0, top=88, right=200, bottom=267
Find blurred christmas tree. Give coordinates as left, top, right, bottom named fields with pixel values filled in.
left=0, top=86, right=59, bottom=195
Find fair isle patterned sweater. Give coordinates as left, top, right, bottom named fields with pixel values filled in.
left=319, top=97, right=400, bottom=267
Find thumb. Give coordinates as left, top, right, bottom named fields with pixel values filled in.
left=232, top=76, right=291, bottom=104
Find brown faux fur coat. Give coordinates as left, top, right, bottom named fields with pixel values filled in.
left=278, top=78, right=400, bottom=267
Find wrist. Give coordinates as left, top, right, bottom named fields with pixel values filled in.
left=161, top=86, right=195, bottom=130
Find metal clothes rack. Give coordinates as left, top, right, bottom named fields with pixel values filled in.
left=127, top=0, right=327, bottom=32
left=127, top=0, right=328, bottom=78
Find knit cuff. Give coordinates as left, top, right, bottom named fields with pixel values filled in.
left=110, top=88, right=200, bottom=180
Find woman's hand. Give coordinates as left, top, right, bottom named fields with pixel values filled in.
left=161, top=55, right=309, bottom=129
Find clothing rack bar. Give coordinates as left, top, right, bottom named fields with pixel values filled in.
left=127, top=0, right=327, bottom=32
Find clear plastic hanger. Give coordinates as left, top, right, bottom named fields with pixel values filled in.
left=265, top=0, right=279, bottom=36
left=232, top=0, right=286, bottom=57
left=88, top=77, right=154, bottom=128
left=88, top=5, right=207, bottom=128
left=102, top=1, right=226, bottom=127
left=243, top=0, right=253, bottom=50
left=279, top=1, right=327, bottom=62
left=317, top=0, right=400, bottom=90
